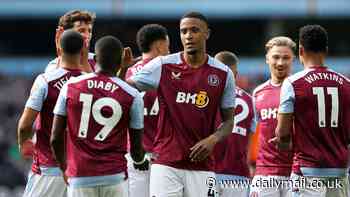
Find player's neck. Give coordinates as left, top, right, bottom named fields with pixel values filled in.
left=60, top=55, right=80, bottom=70
left=270, top=76, right=284, bottom=86
left=303, top=59, right=325, bottom=69
left=142, top=51, right=158, bottom=60
left=183, top=51, right=207, bottom=68
left=302, top=53, right=325, bottom=69
left=95, top=65, right=117, bottom=77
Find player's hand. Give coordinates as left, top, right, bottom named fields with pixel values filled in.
left=189, top=134, right=219, bottom=162
left=81, top=34, right=89, bottom=59
left=133, top=159, right=149, bottom=171
left=268, top=136, right=291, bottom=150
left=19, top=140, right=34, bottom=160
left=55, top=26, right=64, bottom=57
left=121, top=47, right=135, bottom=69
left=63, top=173, right=69, bottom=185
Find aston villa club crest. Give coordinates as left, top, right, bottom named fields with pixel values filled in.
left=208, top=74, right=220, bottom=86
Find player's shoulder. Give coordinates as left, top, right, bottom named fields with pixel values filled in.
left=253, top=80, right=271, bottom=96
left=328, top=68, right=350, bottom=84
left=45, top=57, right=59, bottom=73
left=207, top=55, right=230, bottom=73
left=287, top=68, right=314, bottom=83
left=159, top=52, right=183, bottom=65
left=41, top=67, right=69, bottom=82
left=110, top=77, right=140, bottom=98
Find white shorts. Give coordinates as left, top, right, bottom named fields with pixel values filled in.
left=290, top=173, right=349, bottom=197
left=250, top=175, right=291, bottom=197
left=23, top=171, right=66, bottom=197
left=218, top=184, right=249, bottom=197
left=67, top=180, right=128, bottom=197
left=126, top=153, right=151, bottom=197
left=150, top=164, right=217, bottom=197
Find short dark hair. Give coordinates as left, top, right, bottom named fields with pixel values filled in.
left=137, top=24, right=168, bottom=53
left=181, top=11, right=209, bottom=27
left=95, top=36, right=123, bottom=70
left=215, top=51, right=239, bottom=66
left=58, top=10, right=96, bottom=30
left=60, top=30, right=84, bottom=55
left=299, top=25, right=328, bottom=53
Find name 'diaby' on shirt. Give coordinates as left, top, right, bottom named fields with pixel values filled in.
left=87, top=80, right=119, bottom=93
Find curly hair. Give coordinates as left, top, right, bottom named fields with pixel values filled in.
left=299, top=25, right=328, bottom=53
left=136, top=24, right=168, bottom=53
left=58, top=10, right=96, bottom=30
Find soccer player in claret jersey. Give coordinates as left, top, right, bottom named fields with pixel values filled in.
left=271, top=25, right=350, bottom=197
left=51, top=36, right=148, bottom=197
left=46, top=10, right=96, bottom=73
left=127, top=12, right=235, bottom=197
left=250, top=36, right=296, bottom=197
left=20, top=10, right=98, bottom=161
left=125, top=24, right=169, bottom=197
left=213, top=51, right=256, bottom=197
left=17, top=30, right=85, bottom=197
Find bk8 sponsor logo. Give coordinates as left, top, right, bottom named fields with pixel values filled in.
left=260, top=108, right=278, bottom=120
left=176, top=91, right=210, bottom=108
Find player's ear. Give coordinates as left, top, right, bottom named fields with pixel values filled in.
left=206, top=29, right=211, bottom=40
left=265, top=53, right=269, bottom=64
left=299, top=46, right=304, bottom=56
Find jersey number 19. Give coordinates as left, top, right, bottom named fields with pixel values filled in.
left=78, top=93, right=122, bottom=141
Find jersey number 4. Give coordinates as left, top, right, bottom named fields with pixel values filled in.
left=78, top=93, right=122, bottom=141
left=312, top=87, right=339, bottom=128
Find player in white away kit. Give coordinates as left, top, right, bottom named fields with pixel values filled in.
left=213, top=51, right=256, bottom=197
left=271, top=25, right=350, bottom=197
left=128, top=12, right=235, bottom=197
left=51, top=36, right=149, bottom=197
left=17, top=30, right=85, bottom=197
left=125, top=24, right=169, bottom=197
left=250, top=37, right=296, bottom=197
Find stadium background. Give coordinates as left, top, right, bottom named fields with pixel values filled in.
left=0, top=0, right=349, bottom=196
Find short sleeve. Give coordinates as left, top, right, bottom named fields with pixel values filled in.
left=25, top=74, right=48, bottom=111
left=279, top=79, right=295, bottom=114
left=53, top=82, right=68, bottom=116
left=130, top=57, right=162, bottom=91
left=129, top=92, right=144, bottom=129
left=252, top=93, right=260, bottom=122
left=221, top=69, right=236, bottom=109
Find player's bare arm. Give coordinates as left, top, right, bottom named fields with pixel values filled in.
left=50, top=115, right=67, bottom=173
left=17, top=107, right=38, bottom=159
left=189, top=107, right=234, bottom=162
left=269, top=113, right=293, bottom=150
left=129, top=128, right=149, bottom=171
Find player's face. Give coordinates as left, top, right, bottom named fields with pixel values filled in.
left=157, top=36, right=170, bottom=56
left=180, top=18, right=208, bottom=55
left=72, top=21, right=93, bottom=47
left=266, top=45, right=294, bottom=81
